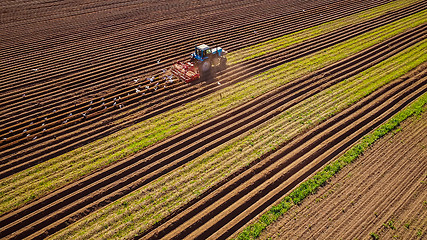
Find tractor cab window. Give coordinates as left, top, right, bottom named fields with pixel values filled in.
left=204, top=49, right=212, bottom=57
left=196, top=49, right=202, bottom=57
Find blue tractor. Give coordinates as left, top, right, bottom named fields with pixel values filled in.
left=172, top=44, right=227, bottom=83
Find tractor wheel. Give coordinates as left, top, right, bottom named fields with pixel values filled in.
left=200, top=60, right=211, bottom=73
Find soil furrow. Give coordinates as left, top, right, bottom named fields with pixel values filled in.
left=0, top=0, right=395, bottom=125
left=1, top=7, right=425, bottom=177
left=0, top=0, right=365, bottom=81
left=261, top=110, right=427, bottom=240
left=156, top=75, right=426, bottom=240
left=1, top=18, right=424, bottom=180
left=293, top=124, right=425, bottom=238
left=0, top=29, right=424, bottom=239
left=0, top=0, right=368, bottom=95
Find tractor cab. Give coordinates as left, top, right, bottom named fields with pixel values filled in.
left=192, top=44, right=212, bottom=62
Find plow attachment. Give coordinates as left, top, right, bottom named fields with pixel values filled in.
left=171, top=61, right=200, bottom=83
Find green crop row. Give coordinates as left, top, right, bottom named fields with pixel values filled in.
left=234, top=92, right=427, bottom=240
left=0, top=7, right=425, bottom=217
left=227, top=0, right=422, bottom=64
left=50, top=31, right=427, bottom=240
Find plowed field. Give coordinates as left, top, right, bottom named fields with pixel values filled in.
left=260, top=110, right=427, bottom=240
left=1, top=0, right=402, bottom=177
left=0, top=0, right=426, bottom=239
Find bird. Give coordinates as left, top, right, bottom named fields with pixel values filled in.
left=33, top=136, right=37, bottom=140
left=104, top=106, right=107, bottom=109
left=155, top=82, right=159, bottom=86
left=134, top=79, right=138, bottom=83
left=303, top=9, right=305, bottom=12
left=3, top=137, right=7, bottom=140
left=43, top=128, right=46, bottom=132
left=9, top=130, right=13, bottom=133
left=113, top=102, right=117, bottom=106
left=254, top=30, right=257, bottom=34
left=145, top=86, right=150, bottom=89
left=127, top=93, right=130, bottom=96
left=102, top=102, right=105, bottom=105
left=149, top=76, right=155, bottom=82
left=42, top=123, right=45, bottom=126
left=119, top=104, right=122, bottom=109
left=113, top=97, right=117, bottom=101
left=53, top=110, right=56, bottom=113
left=23, top=129, right=27, bottom=133
left=69, top=113, right=72, bottom=116
left=154, top=87, right=158, bottom=91
left=22, top=93, right=26, bottom=97
left=101, top=97, right=104, bottom=101
left=90, top=100, right=93, bottom=104
left=44, top=117, right=48, bottom=120
left=32, top=68, right=39, bottom=71
left=63, top=119, right=68, bottom=124
left=218, top=82, right=221, bottom=85
left=157, top=59, right=161, bottom=64
left=82, top=113, right=86, bottom=117
left=26, top=134, right=30, bottom=137
left=88, top=107, right=92, bottom=111
left=162, top=69, right=166, bottom=73
left=136, top=88, right=141, bottom=93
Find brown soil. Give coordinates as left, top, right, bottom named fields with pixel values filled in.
left=1, top=19, right=426, bottom=240
left=0, top=1, right=426, bottom=239
left=1, top=0, right=407, bottom=177
left=259, top=110, right=427, bottom=240
left=141, top=68, right=427, bottom=239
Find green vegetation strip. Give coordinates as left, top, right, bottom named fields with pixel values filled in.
left=234, top=91, right=427, bottom=240
left=51, top=35, right=427, bottom=240
left=0, top=9, right=425, bottom=216
left=227, top=0, right=422, bottom=64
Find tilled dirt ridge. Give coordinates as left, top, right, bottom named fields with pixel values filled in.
left=1, top=1, right=425, bottom=180
left=0, top=0, right=403, bottom=172
left=260, top=107, right=427, bottom=240
left=0, top=24, right=425, bottom=239
left=142, top=67, right=426, bottom=240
